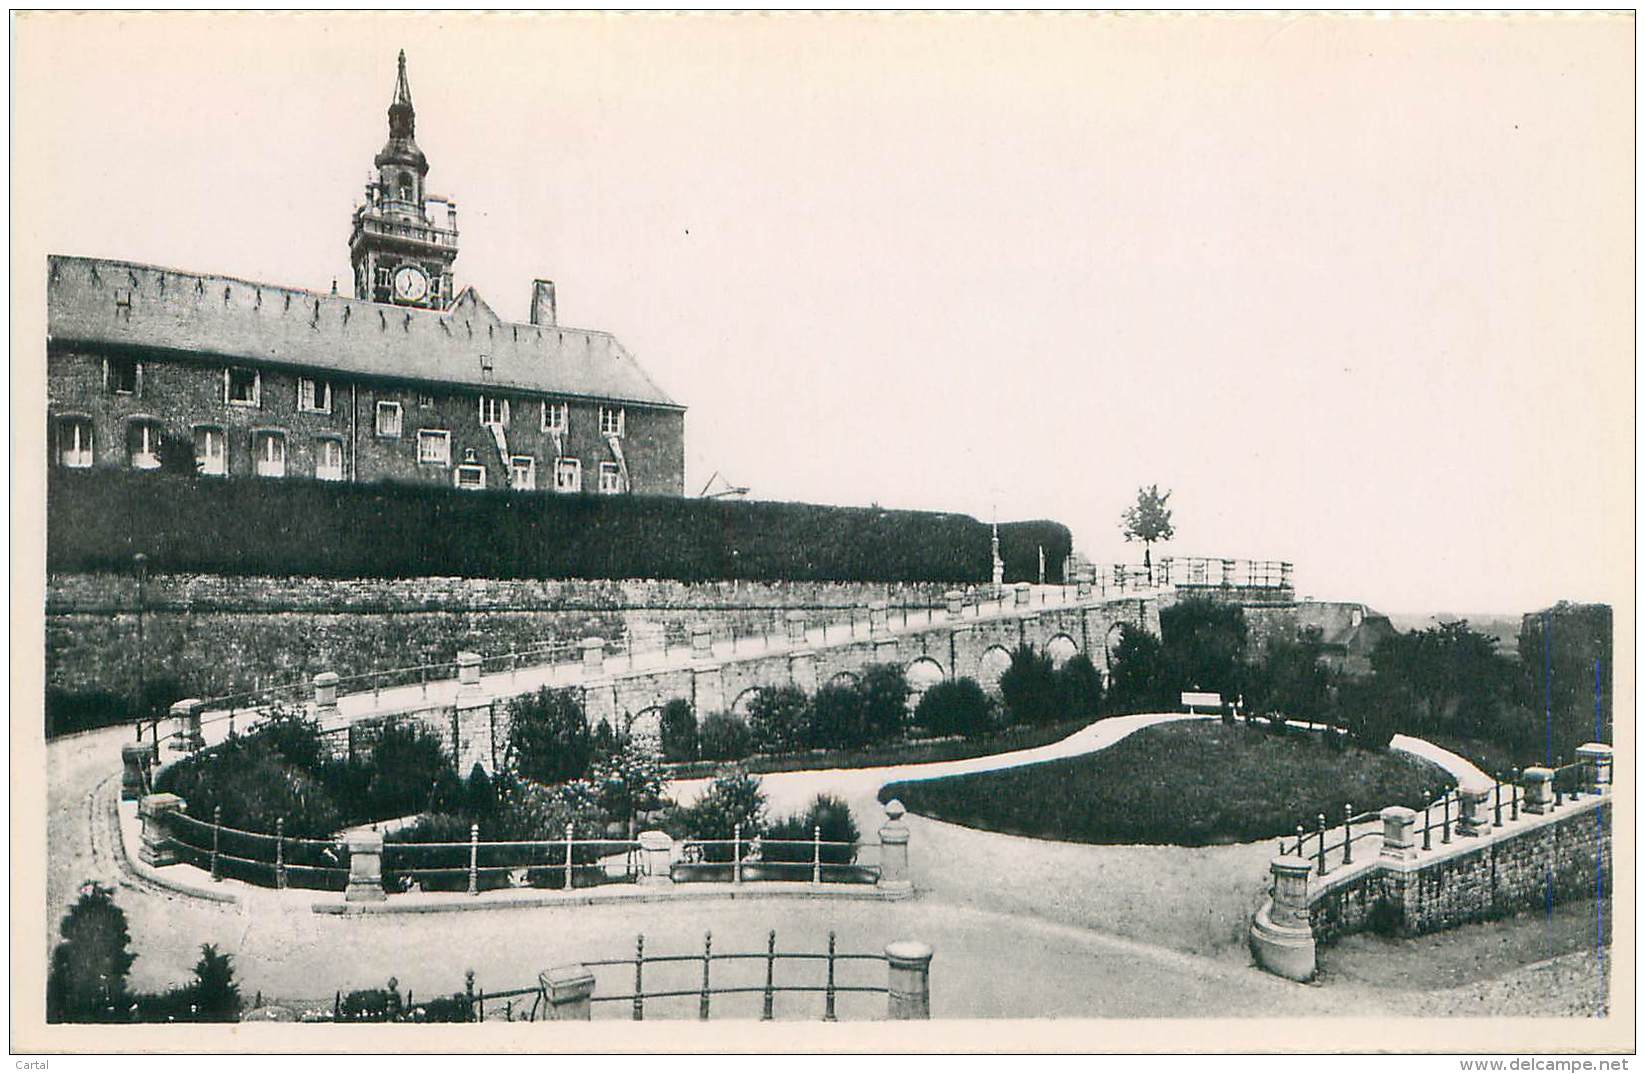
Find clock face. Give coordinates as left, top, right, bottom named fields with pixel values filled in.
left=392, top=264, right=430, bottom=303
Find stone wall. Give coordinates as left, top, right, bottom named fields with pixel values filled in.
left=1308, top=798, right=1611, bottom=942
left=47, top=572, right=958, bottom=701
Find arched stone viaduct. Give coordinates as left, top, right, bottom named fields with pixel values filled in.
left=575, top=585, right=1166, bottom=729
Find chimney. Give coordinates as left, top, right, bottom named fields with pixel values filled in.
left=530, top=280, right=557, bottom=327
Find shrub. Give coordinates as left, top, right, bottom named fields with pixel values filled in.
left=659, top=699, right=697, bottom=762
left=591, top=742, right=665, bottom=834
left=858, top=663, right=911, bottom=743
left=763, top=793, right=861, bottom=866
left=999, top=644, right=1059, bottom=726
left=698, top=712, right=753, bottom=761
left=365, top=724, right=456, bottom=819
left=338, top=987, right=400, bottom=1022
left=680, top=767, right=766, bottom=862
left=506, top=687, right=593, bottom=784
left=1159, top=596, right=1249, bottom=700
left=384, top=813, right=505, bottom=893
left=1105, top=625, right=1174, bottom=714
left=914, top=678, right=994, bottom=738
left=249, top=706, right=329, bottom=773
left=47, top=882, right=136, bottom=1023
left=746, top=686, right=810, bottom=754
left=158, top=739, right=342, bottom=839
left=186, top=944, right=242, bottom=1022
left=1056, top=654, right=1103, bottom=718
left=808, top=683, right=871, bottom=750
left=463, top=763, right=498, bottom=819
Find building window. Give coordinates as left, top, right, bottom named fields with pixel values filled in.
left=106, top=358, right=140, bottom=395
left=542, top=400, right=568, bottom=433
left=194, top=426, right=226, bottom=476
left=454, top=464, right=486, bottom=490
left=598, top=462, right=623, bottom=494
left=315, top=438, right=344, bottom=481
left=479, top=395, right=509, bottom=425
left=554, top=458, right=581, bottom=493
left=599, top=405, right=625, bottom=438
left=510, top=455, right=536, bottom=490
left=417, top=391, right=436, bottom=408
left=298, top=377, right=332, bottom=414
left=225, top=367, right=260, bottom=407
left=375, top=266, right=392, bottom=292
left=375, top=401, right=403, bottom=438
left=58, top=417, right=93, bottom=468
left=127, top=421, right=163, bottom=470
left=480, top=353, right=493, bottom=374
left=417, top=429, right=451, bottom=465
left=253, top=431, right=286, bottom=478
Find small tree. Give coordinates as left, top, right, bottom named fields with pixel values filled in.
left=746, top=685, right=810, bottom=755
left=1104, top=625, right=1173, bottom=714
left=681, top=767, right=767, bottom=862
left=698, top=712, right=753, bottom=761
left=914, top=678, right=996, bottom=738
left=764, top=793, right=862, bottom=867
left=1057, top=653, right=1104, bottom=718
left=808, top=682, right=871, bottom=750
left=999, top=644, right=1060, bottom=726
left=592, top=741, right=665, bottom=837
left=858, top=663, right=911, bottom=744
left=155, top=433, right=198, bottom=476
left=47, top=882, right=136, bottom=1023
left=506, top=687, right=594, bottom=784
left=188, top=944, right=242, bottom=1022
left=659, top=699, right=698, bottom=762
left=1120, top=484, right=1175, bottom=582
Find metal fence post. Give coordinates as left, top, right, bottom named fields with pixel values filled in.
left=468, top=822, right=479, bottom=896
left=1295, top=824, right=1305, bottom=856
left=733, top=823, right=743, bottom=885
left=1314, top=813, right=1326, bottom=875
left=564, top=823, right=575, bottom=891
left=275, top=817, right=287, bottom=890
left=465, top=970, right=475, bottom=1022
left=633, top=934, right=645, bottom=1021
left=1510, top=770, right=1520, bottom=820
left=1442, top=793, right=1452, bottom=844
left=812, top=825, right=822, bottom=884
left=1554, top=756, right=1564, bottom=807
left=1494, top=776, right=1504, bottom=827
left=699, top=931, right=712, bottom=1021
left=211, top=805, right=222, bottom=882
left=1342, top=803, right=1353, bottom=866
left=1422, top=793, right=1433, bottom=851
left=762, top=930, right=776, bottom=1021
left=824, top=931, right=837, bottom=1022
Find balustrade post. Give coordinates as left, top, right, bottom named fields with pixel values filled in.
left=344, top=826, right=387, bottom=902
left=581, top=637, right=605, bottom=677
left=876, top=799, right=913, bottom=898
left=1522, top=767, right=1554, bottom=814
left=885, top=941, right=933, bottom=1020
left=1379, top=805, right=1418, bottom=862
left=138, top=792, right=184, bottom=867
left=638, top=830, right=673, bottom=886
left=457, top=651, right=483, bottom=697
left=312, top=671, right=339, bottom=721
left=1457, top=778, right=1492, bottom=837
left=169, top=698, right=204, bottom=753
left=539, top=964, right=595, bottom=1021
left=467, top=822, right=479, bottom=895
left=945, top=589, right=964, bottom=618
left=121, top=742, right=157, bottom=802
left=1577, top=743, right=1614, bottom=794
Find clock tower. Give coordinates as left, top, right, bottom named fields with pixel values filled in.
left=349, top=51, right=459, bottom=309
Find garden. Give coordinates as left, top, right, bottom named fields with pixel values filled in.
left=878, top=718, right=1455, bottom=847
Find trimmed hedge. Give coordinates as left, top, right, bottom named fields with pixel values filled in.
left=46, top=469, right=1069, bottom=584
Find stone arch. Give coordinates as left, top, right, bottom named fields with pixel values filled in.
left=1046, top=633, right=1079, bottom=669
left=905, top=657, right=946, bottom=708
left=628, top=706, right=663, bottom=754
left=977, top=645, right=1013, bottom=692
left=730, top=687, right=761, bottom=719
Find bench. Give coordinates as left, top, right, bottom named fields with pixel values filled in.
left=1180, top=691, right=1223, bottom=715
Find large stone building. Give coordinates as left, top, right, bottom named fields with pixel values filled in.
left=46, top=52, right=685, bottom=496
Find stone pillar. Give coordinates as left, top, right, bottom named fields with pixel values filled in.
left=877, top=799, right=913, bottom=898
left=120, top=742, right=157, bottom=802
left=169, top=699, right=204, bottom=752
left=884, top=941, right=933, bottom=1020
left=1379, top=805, right=1419, bottom=862
left=344, top=827, right=387, bottom=903
left=637, top=830, right=674, bottom=886
left=1522, top=767, right=1555, bottom=814
left=788, top=650, right=818, bottom=694
left=1013, top=582, right=1031, bottom=608
left=138, top=793, right=185, bottom=867
left=1250, top=856, right=1316, bottom=981
left=1577, top=743, right=1614, bottom=794
left=456, top=651, right=482, bottom=697
left=581, top=637, right=605, bottom=676
left=312, top=671, right=340, bottom=721
left=1076, top=577, right=1093, bottom=601
left=1457, top=778, right=1493, bottom=836
left=945, top=590, right=964, bottom=617
left=785, top=610, right=808, bottom=645
left=691, top=625, right=713, bottom=659
left=540, top=964, right=596, bottom=1021
left=692, top=664, right=725, bottom=716
left=868, top=601, right=889, bottom=636
left=874, top=637, right=899, bottom=661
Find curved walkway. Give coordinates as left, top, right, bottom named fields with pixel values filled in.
left=49, top=715, right=1490, bottom=1016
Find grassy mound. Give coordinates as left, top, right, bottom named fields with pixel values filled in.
left=879, top=720, right=1456, bottom=847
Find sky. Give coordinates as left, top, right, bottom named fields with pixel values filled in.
left=13, top=12, right=1634, bottom=615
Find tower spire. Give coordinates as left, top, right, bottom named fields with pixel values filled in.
left=388, top=49, right=415, bottom=138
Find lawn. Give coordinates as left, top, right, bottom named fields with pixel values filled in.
left=880, top=721, right=1457, bottom=846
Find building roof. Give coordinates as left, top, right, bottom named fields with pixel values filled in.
left=46, top=255, right=681, bottom=409
left=1294, top=600, right=1395, bottom=653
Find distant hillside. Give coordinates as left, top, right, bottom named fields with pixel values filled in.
left=1385, top=612, right=1523, bottom=654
